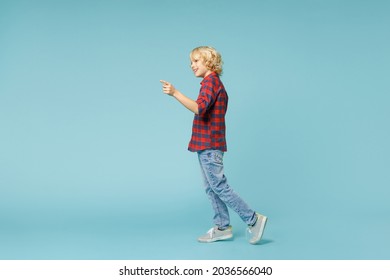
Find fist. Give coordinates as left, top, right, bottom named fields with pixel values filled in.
left=160, top=80, right=176, bottom=96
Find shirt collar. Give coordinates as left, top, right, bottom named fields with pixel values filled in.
left=200, top=72, right=217, bottom=84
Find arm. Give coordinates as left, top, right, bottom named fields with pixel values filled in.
left=160, top=80, right=199, bottom=115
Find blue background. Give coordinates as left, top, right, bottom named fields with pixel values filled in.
left=1, top=0, right=389, bottom=259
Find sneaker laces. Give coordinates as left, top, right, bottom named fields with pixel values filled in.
left=246, top=227, right=254, bottom=241
left=207, top=227, right=215, bottom=237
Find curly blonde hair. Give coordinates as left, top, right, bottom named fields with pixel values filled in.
left=190, top=46, right=223, bottom=75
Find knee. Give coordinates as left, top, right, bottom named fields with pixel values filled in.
left=211, top=179, right=232, bottom=197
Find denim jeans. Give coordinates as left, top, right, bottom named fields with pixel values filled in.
left=197, top=149, right=256, bottom=229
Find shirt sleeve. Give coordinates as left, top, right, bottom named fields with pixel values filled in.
left=196, top=79, right=217, bottom=116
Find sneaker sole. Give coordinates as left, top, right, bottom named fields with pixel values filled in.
left=198, top=233, right=233, bottom=243
left=249, top=216, right=267, bottom=245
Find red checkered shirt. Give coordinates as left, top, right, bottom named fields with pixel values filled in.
left=188, top=72, right=228, bottom=152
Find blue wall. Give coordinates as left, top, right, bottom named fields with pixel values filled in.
left=1, top=0, right=389, bottom=259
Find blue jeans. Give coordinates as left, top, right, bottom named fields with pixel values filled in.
left=197, top=149, right=256, bottom=230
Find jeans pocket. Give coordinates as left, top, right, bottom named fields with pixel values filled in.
left=212, top=151, right=223, bottom=164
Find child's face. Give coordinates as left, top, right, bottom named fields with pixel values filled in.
left=190, top=52, right=212, bottom=78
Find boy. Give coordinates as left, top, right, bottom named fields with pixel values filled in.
left=160, top=46, right=267, bottom=244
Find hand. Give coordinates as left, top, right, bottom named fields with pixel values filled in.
left=160, top=80, right=176, bottom=96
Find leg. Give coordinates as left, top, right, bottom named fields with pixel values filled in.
left=198, top=149, right=256, bottom=226
left=198, top=153, right=230, bottom=229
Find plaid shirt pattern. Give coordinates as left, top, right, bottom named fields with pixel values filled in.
left=188, top=72, right=228, bottom=152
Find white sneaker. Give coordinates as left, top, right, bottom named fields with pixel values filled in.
left=198, top=226, right=233, bottom=243
left=247, top=213, right=267, bottom=245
